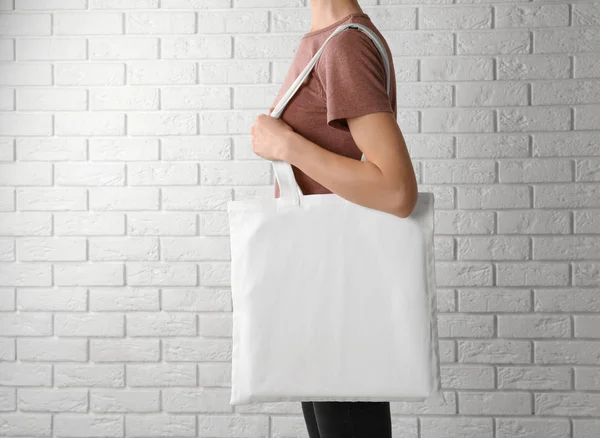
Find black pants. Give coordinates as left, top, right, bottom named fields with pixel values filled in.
left=302, top=401, right=392, bottom=438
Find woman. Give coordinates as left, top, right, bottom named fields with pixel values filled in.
left=250, top=1, right=417, bottom=437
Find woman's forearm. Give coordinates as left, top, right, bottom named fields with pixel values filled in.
left=281, top=130, right=413, bottom=217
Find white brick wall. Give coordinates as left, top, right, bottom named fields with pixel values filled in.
left=0, top=0, right=599, bottom=437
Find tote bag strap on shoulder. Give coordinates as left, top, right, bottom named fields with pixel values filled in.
left=269, top=23, right=392, bottom=205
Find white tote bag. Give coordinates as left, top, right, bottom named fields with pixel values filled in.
left=227, top=23, right=441, bottom=405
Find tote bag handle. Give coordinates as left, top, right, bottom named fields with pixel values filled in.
left=269, top=22, right=392, bottom=205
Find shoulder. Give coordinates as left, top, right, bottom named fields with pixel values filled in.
left=315, top=27, right=384, bottom=73
left=323, top=27, right=378, bottom=58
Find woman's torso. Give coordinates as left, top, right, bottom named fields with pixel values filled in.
left=271, top=12, right=398, bottom=197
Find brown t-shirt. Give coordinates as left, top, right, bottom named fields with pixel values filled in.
left=271, top=12, right=397, bottom=197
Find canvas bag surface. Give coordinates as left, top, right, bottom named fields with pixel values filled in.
left=227, top=22, right=441, bottom=405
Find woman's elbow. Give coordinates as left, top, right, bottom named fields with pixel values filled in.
left=391, top=186, right=418, bottom=218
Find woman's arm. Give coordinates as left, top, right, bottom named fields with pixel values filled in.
left=280, top=111, right=418, bottom=218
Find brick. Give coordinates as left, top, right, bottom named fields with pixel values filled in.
left=535, top=289, right=600, bottom=312
left=498, top=55, right=570, bottom=80
left=497, top=262, right=569, bottom=287
left=497, top=419, right=570, bottom=438
left=126, top=12, right=195, bottom=34
left=0, top=239, right=14, bottom=261
left=0, top=362, right=51, bottom=386
left=161, top=237, right=230, bottom=261
left=16, top=0, right=86, bottom=9
left=536, top=393, right=600, bottom=416
left=127, top=363, right=196, bottom=387
left=128, top=113, right=197, bottom=135
left=91, top=388, right=159, bottom=412
left=55, top=213, right=125, bottom=236
left=161, top=36, right=232, bottom=59
left=0, top=312, right=52, bottom=336
left=0, top=413, right=51, bottom=436
left=162, top=137, right=231, bottom=161
left=18, top=389, right=88, bottom=412
left=127, top=313, right=196, bottom=336
left=56, top=63, right=125, bottom=85
left=55, top=263, right=124, bottom=287
left=386, top=32, right=454, bottom=56
left=459, top=392, right=532, bottom=415
left=128, top=61, right=196, bottom=84
left=574, top=420, right=600, bottom=438
left=55, top=113, right=126, bottom=136
left=91, top=339, right=159, bottom=362
left=163, top=338, right=231, bottom=361
left=535, top=184, right=600, bottom=208
left=89, top=287, right=159, bottom=311
left=441, top=365, right=494, bottom=389
left=422, top=160, right=495, bottom=184
left=421, top=417, right=492, bottom=438
left=126, top=262, right=197, bottom=286
left=89, top=138, right=159, bottom=161
left=17, top=88, right=87, bottom=111
left=496, top=4, right=569, bottom=28
left=0, top=213, right=52, bottom=236
left=499, top=210, right=570, bottom=234
left=90, top=88, right=159, bottom=110
left=198, top=261, right=229, bottom=286
left=458, top=30, right=530, bottom=55
left=127, top=163, right=198, bottom=185
left=18, top=338, right=87, bottom=361
left=536, top=341, right=600, bottom=365
left=127, top=212, right=196, bottom=236
left=56, top=163, right=125, bottom=186
left=55, top=414, right=123, bottom=437
left=0, top=163, right=51, bottom=186
left=55, top=12, right=123, bottom=35
left=437, top=314, right=495, bottom=338
left=198, top=313, right=231, bottom=338
left=575, top=53, right=600, bottom=79
left=0, top=13, right=51, bottom=35
left=422, top=57, right=493, bottom=81
left=17, top=288, right=87, bottom=311
left=575, top=316, right=600, bottom=338
left=89, top=237, right=159, bottom=261
left=535, top=28, right=600, bottom=54
left=533, top=132, right=600, bottom=157
left=54, top=364, right=125, bottom=388
left=460, top=185, right=531, bottom=209
left=0, top=113, right=52, bottom=136
left=499, top=107, right=571, bottom=132
left=498, top=366, right=571, bottom=390
left=17, top=38, right=86, bottom=60
left=536, top=79, right=600, bottom=105
left=498, top=315, right=571, bottom=338
left=91, top=0, right=158, bottom=7
left=162, top=86, right=230, bottom=110
left=17, top=237, right=86, bottom=262
left=422, top=108, right=494, bottom=133
left=420, top=6, right=491, bottom=29
left=89, top=187, right=159, bottom=211
left=161, top=288, right=231, bottom=312
left=459, top=340, right=531, bottom=364
left=198, top=415, right=269, bottom=436
left=90, top=37, right=158, bottom=59
left=199, top=61, right=269, bottom=84
left=0, top=63, right=48, bottom=85
left=575, top=367, right=600, bottom=390
left=17, top=187, right=86, bottom=211
left=459, top=289, right=531, bottom=312
left=162, top=187, right=232, bottom=211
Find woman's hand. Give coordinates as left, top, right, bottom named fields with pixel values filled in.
left=250, top=111, right=296, bottom=162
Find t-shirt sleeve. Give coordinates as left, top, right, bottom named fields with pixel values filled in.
left=315, top=29, right=394, bottom=132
